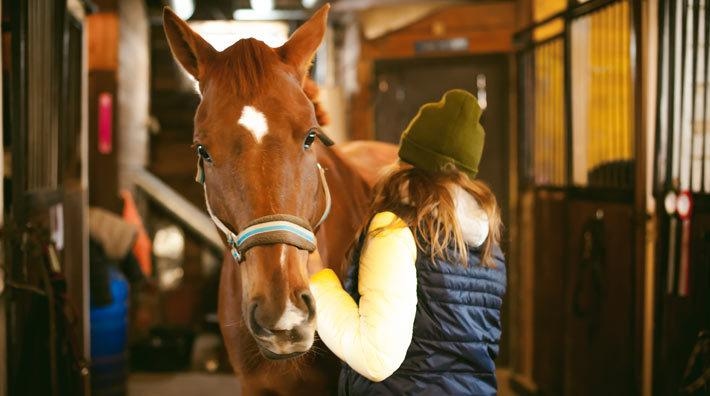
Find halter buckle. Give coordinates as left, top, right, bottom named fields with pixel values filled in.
left=227, top=235, right=242, bottom=262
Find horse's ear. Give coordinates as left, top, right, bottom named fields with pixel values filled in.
left=163, top=7, right=216, bottom=80
left=279, top=4, right=330, bottom=83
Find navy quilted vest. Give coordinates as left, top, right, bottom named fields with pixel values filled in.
left=338, top=235, right=506, bottom=396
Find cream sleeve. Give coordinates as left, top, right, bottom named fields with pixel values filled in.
left=309, top=211, right=418, bottom=382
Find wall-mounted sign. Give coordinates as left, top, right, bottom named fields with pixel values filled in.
left=414, top=37, right=469, bottom=54
left=98, top=92, right=113, bottom=154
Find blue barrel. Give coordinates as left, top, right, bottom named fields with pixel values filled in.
left=90, top=267, right=129, bottom=396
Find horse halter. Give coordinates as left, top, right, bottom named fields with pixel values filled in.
left=196, top=150, right=332, bottom=263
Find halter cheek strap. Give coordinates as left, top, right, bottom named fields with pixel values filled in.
left=314, top=163, right=331, bottom=228
left=196, top=156, right=205, bottom=185
left=196, top=156, right=331, bottom=262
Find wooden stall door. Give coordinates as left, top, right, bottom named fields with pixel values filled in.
left=564, top=200, right=636, bottom=396
left=532, top=190, right=567, bottom=396
left=531, top=196, right=637, bottom=396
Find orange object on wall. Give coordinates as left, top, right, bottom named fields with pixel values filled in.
left=121, top=190, right=152, bottom=276
left=87, top=12, right=118, bottom=71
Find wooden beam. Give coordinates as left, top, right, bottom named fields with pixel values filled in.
left=516, top=0, right=534, bottom=30
left=132, top=169, right=224, bottom=252
left=334, top=0, right=467, bottom=13
left=87, top=13, right=118, bottom=71
left=362, top=3, right=517, bottom=56
left=362, top=29, right=516, bottom=59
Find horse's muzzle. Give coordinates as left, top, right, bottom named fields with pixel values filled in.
left=248, top=298, right=316, bottom=359
left=252, top=332, right=315, bottom=360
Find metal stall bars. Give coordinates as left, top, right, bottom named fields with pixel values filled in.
left=517, top=24, right=567, bottom=189
left=518, top=0, right=635, bottom=191
left=5, top=0, right=90, bottom=395
left=654, top=0, right=710, bottom=394
left=571, top=1, right=634, bottom=190
left=513, top=1, right=641, bottom=395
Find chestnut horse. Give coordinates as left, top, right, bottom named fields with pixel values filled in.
left=163, top=5, right=397, bottom=395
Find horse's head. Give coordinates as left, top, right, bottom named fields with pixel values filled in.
left=163, top=5, right=332, bottom=359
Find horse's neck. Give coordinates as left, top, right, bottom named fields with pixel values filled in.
left=316, top=146, right=372, bottom=279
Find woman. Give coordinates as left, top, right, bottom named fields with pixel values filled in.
left=309, top=89, right=506, bottom=395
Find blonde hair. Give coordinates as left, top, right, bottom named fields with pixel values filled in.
left=366, top=162, right=502, bottom=268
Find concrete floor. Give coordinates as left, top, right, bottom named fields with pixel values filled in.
left=128, top=369, right=514, bottom=396
left=128, top=372, right=241, bottom=396
left=498, top=368, right=514, bottom=395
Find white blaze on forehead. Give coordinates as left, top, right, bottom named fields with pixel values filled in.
left=273, top=300, right=308, bottom=331
left=238, top=106, right=269, bottom=142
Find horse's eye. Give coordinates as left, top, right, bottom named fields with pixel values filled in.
left=303, top=129, right=317, bottom=149
left=197, top=144, right=212, bottom=162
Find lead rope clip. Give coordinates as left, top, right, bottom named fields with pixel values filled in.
left=226, top=235, right=241, bottom=262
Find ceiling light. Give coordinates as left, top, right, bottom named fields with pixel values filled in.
left=170, top=0, right=194, bottom=20
left=189, top=20, right=289, bottom=50
left=250, top=0, right=275, bottom=12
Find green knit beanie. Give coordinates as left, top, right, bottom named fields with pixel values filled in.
left=398, top=89, right=485, bottom=179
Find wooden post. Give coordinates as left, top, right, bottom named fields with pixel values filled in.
left=0, top=0, right=6, bottom=392
left=69, top=0, right=92, bottom=372
left=88, top=8, right=121, bottom=212
left=637, top=1, right=658, bottom=395
left=118, top=0, right=150, bottom=190
left=510, top=0, right=537, bottom=394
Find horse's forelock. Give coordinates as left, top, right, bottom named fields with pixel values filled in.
left=209, top=38, right=280, bottom=100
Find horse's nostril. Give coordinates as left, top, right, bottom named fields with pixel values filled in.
left=300, top=291, right=316, bottom=320
left=249, top=303, right=273, bottom=337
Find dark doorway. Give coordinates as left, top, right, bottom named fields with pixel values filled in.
left=373, top=54, right=510, bottom=364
